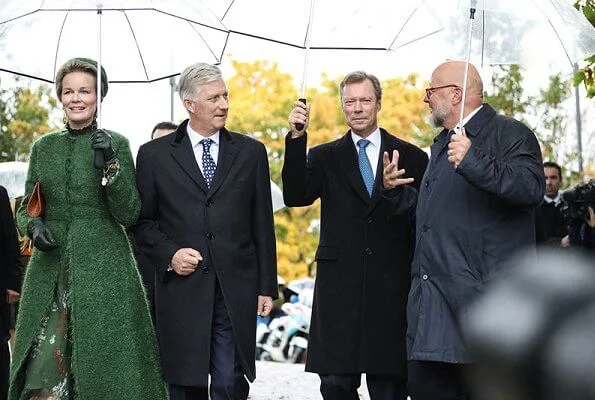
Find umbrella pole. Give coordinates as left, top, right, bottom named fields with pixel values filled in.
left=94, top=7, right=105, bottom=169
left=300, top=0, right=317, bottom=99
left=295, top=0, right=316, bottom=131
left=458, top=0, right=477, bottom=134
left=97, top=8, right=102, bottom=129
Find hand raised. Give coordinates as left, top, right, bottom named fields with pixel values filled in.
left=91, top=129, right=115, bottom=162
left=447, top=127, right=472, bottom=168
left=382, top=150, right=414, bottom=190
left=288, top=100, right=310, bottom=138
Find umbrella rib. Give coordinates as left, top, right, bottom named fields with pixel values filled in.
left=0, top=68, right=53, bottom=83
left=152, top=10, right=228, bottom=33
left=481, top=9, right=485, bottom=67
left=228, top=31, right=389, bottom=51
left=390, top=28, right=444, bottom=50
left=122, top=11, right=150, bottom=81
left=229, top=31, right=307, bottom=49
left=0, top=9, right=42, bottom=24
left=221, top=0, right=236, bottom=21
left=542, top=0, right=573, bottom=67
left=53, top=11, right=70, bottom=83
left=187, top=21, right=226, bottom=63
left=386, top=5, right=420, bottom=50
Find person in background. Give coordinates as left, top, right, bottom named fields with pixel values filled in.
left=151, top=121, right=178, bottom=140
left=536, top=161, right=569, bottom=247
left=134, top=63, right=277, bottom=400
left=9, top=57, right=166, bottom=400
left=0, top=185, right=21, bottom=400
left=283, top=70, right=428, bottom=400
left=407, top=60, right=544, bottom=400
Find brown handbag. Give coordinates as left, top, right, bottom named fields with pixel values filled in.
left=26, top=181, right=45, bottom=218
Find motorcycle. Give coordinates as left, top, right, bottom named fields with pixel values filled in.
left=256, top=294, right=311, bottom=363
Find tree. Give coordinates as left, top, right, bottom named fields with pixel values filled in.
left=483, top=65, right=587, bottom=184
left=0, top=79, right=57, bottom=161
left=573, top=1, right=595, bottom=98
left=484, top=65, right=532, bottom=122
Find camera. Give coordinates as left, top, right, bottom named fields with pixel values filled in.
left=464, top=250, right=595, bottom=400
left=560, top=180, right=595, bottom=222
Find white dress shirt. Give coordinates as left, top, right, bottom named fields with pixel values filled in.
left=544, top=193, right=562, bottom=206
left=187, top=124, right=220, bottom=173
left=351, top=128, right=381, bottom=179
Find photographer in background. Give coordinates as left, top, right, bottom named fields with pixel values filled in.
left=562, top=180, right=595, bottom=252
left=567, top=205, right=595, bottom=252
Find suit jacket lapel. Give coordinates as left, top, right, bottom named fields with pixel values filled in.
left=170, top=121, right=208, bottom=193
left=335, top=132, right=370, bottom=204
left=207, top=128, right=238, bottom=199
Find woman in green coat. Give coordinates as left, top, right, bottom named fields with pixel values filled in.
left=9, top=58, right=167, bottom=400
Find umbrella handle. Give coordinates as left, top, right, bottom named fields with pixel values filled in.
left=295, top=98, right=307, bottom=131
left=94, top=149, right=105, bottom=169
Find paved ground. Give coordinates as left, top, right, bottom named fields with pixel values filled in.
left=249, top=361, right=370, bottom=400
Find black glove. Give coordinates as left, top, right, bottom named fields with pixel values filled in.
left=91, top=129, right=115, bottom=163
left=27, top=217, right=58, bottom=252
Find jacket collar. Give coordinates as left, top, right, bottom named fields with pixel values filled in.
left=170, top=119, right=237, bottom=198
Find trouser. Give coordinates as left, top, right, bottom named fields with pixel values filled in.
left=319, top=373, right=407, bottom=400
left=408, top=360, right=474, bottom=400
left=169, top=281, right=248, bottom=400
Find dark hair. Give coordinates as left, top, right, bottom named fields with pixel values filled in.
left=543, top=161, right=562, bottom=179
left=151, top=121, right=178, bottom=139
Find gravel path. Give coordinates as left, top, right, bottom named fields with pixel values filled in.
left=249, top=361, right=370, bottom=400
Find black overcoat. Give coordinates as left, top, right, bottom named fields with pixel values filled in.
left=407, top=103, right=545, bottom=364
left=282, top=129, right=428, bottom=376
left=134, top=120, right=278, bottom=386
left=0, top=185, right=21, bottom=337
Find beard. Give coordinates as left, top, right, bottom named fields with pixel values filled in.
left=429, top=103, right=449, bottom=128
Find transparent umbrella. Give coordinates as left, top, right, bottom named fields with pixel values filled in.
left=203, top=0, right=444, bottom=110
left=0, top=0, right=229, bottom=167
left=0, top=0, right=229, bottom=84
left=390, top=0, right=595, bottom=128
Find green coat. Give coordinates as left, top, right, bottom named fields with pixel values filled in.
left=9, top=129, right=167, bottom=400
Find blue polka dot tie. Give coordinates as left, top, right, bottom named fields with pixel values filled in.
left=201, top=138, right=216, bottom=189
left=357, top=139, right=374, bottom=196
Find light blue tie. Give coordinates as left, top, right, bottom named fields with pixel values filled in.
left=357, top=139, right=374, bottom=196
left=201, top=138, right=216, bottom=189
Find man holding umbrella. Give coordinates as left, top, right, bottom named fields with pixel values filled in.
left=283, top=71, right=428, bottom=400
left=406, top=60, right=545, bottom=399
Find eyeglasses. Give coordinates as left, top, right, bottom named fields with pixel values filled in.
left=424, top=84, right=460, bottom=98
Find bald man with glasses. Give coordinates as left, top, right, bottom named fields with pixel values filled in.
left=407, top=61, right=545, bottom=400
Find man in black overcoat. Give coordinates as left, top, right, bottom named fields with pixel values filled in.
left=0, top=185, right=22, bottom=400
left=134, top=63, right=278, bottom=400
left=283, top=71, right=428, bottom=400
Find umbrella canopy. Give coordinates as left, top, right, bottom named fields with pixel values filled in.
left=395, top=0, right=595, bottom=72
left=393, top=0, right=595, bottom=131
left=0, top=0, right=229, bottom=83
left=203, top=0, right=444, bottom=95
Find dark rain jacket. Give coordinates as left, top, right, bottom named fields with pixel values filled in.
left=407, top=103, right=545, bottom=363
